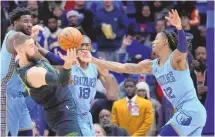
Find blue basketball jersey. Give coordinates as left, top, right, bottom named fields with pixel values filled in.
left=1, top=30, right=25, bottom=95
left=152, top=53, right=198, bottom=109
left=69, top=63, right=98, bottom=115
left=44, top=28, right=66, bottom=55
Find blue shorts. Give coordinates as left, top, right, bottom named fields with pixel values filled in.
left=160, top=100, right=207, bottom=136
left=78, top=112, right=96, bottom=136
left=7, top=93, right=32, bottom=136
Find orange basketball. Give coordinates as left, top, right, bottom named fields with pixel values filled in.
left=58, top=27, right=83, bottom=51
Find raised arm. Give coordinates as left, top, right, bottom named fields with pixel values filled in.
left=165, top=9, right=188, bottom=70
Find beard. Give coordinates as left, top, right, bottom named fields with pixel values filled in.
left=49, top=27, right=57, bottom=33
left=26, top=52, right=40, bottom=64
left=196, top=59, right=206, bottom=72
left=101, top=121, right=112, bottom=128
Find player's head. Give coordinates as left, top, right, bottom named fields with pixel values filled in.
left=9, top=7, right=32, bottom=35
left=124, top=78, right=137, bottom=99
left=152, top=31, right=178, bottom=57
left=77, top=35, right=92, bottom=52
left=14, top=33, right=39, bottom=63
left=99, top=109, right=112, bottom=128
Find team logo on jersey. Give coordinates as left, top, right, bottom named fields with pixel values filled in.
left=176, top=111, right=192, bottom=126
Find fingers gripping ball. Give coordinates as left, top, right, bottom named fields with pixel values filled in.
left=58, top=27, right=83, bottom=51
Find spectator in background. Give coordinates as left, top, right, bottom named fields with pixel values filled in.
left=73, top=1, right=94, bottom=40
left=174, top=1, right=200, bottom=27
left=112, top=78, right=153, bottom=136
left=44, top=15, right=64, bottom=55
left=66, top=10, right=85, bottom=34
left=191, top=46, right=207, bottom=104
left=199, top=25, right=206, bottom=46
left=136, top=81, right=161, bottom=136
left=94, top=1, right=128, bottom=61
left=180, top=12, right=201, bottom=54
left=52, top=6, right=64, bottom=27
left=26, top=0, right=39, bottom=10
left=99, top=109, right=129, bottom=136
left=94, top=124, right=106, bottom=136
left=149, top=19, right=166, bottom=44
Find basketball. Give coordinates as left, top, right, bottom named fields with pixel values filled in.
left=58, top=27, right=83, bottom=51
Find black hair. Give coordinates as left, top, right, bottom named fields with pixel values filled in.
left=47, top=14, right=58, bottom=21
left=124, top=77, right=137, bottom=87
left=9, top=7, right=31, bottom=25
left=162, top=31, right=178, bottom=51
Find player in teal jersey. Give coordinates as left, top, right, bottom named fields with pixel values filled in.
left=78, top=9, right=207, bottom=136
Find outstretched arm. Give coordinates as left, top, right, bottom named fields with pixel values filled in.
left=92, top=57, right=152, bottom=74
left=165, top=9, right=188, bottom=70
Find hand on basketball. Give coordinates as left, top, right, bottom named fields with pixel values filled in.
left=97, top=57, right=109, bottom=77
left=78, top=50, right=93, bottom=63
left=165, top=9, right=182, bottom=30
left=58, top=48, right=79, bottom=69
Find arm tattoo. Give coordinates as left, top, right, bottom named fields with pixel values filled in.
left=124, top=63, right=143, bottom=74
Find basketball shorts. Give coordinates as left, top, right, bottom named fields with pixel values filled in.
left=78, top=112, right=96, bottom=136
left=160, top=99, right=207, bottom=136
left=7, top=92, right=32, bottom=136
left=44, top=100, right=82, bottom=136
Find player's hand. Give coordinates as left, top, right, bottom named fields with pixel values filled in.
left=78, top=50, right=93, bottom=62
left=58, top=48, right=79, bottom=69
left=165, top=9, right=182, bottom=30
left=31, top=25, right=45, bottom=40
left=97, top=57, right=109, bottom=77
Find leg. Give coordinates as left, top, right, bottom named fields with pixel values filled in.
left=159, top=124, right=180, bottom=136
left=78, top=114, right=96, bottom=136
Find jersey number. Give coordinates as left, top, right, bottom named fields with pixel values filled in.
left=79, top=87, right=90, bottom=99
left=164, top=87, right=175, bottom=99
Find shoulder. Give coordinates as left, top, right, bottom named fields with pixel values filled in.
left=27, top=66, right=47, bottom=77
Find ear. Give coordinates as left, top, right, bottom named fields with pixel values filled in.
left=14, top=20, right=18, bottom=26
left=164, top=39, right=168, bottom=45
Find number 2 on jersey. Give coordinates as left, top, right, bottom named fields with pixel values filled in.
left=79, top=87, right=90, bottom=99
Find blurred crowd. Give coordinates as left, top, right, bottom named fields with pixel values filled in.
left=1, top=0, right=208, bottom=136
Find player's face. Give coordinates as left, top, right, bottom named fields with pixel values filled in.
left=77, top=36, right=92, bottom=52
left=152, top=33, right=167, bottom=56
left=124, top=81, right=136, bottom=98
left=15, top=15, right=32, bottom=36
left=24, top=38, right=40, bottom=63
left=99, top=110, right=112, bottom=128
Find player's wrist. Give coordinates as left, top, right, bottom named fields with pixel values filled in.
left=176, top=25, right=182, bottom=30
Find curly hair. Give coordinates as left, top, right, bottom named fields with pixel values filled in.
left=9, top=7, right=31, bottom=25
left=162, top=31, right=178, bottom=51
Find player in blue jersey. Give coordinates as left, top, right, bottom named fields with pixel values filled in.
left=1, top=7, right=36, bottom=136
left=78, top=9, right=207, bottom=136
left=38, top=35, right=119, bottom=136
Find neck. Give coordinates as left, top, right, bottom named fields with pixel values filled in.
left=80, top=61, right=88, bottom=69
left=19, top=58, right=31, bottom=67
left=158, top=49, right=172, bottom=66
left=105, top=5, right=114, bottom=12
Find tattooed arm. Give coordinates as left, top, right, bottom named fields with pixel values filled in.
left=92, top=57, right=153, bottom=74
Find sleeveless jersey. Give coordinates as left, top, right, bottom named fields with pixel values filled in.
left=16, top=59, right=72, bottom=109
left=69, top=63, right=98, bottom=114
left=152, top=53, right=198, bottom=109
left=1, top=30, right=25, bottom=96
